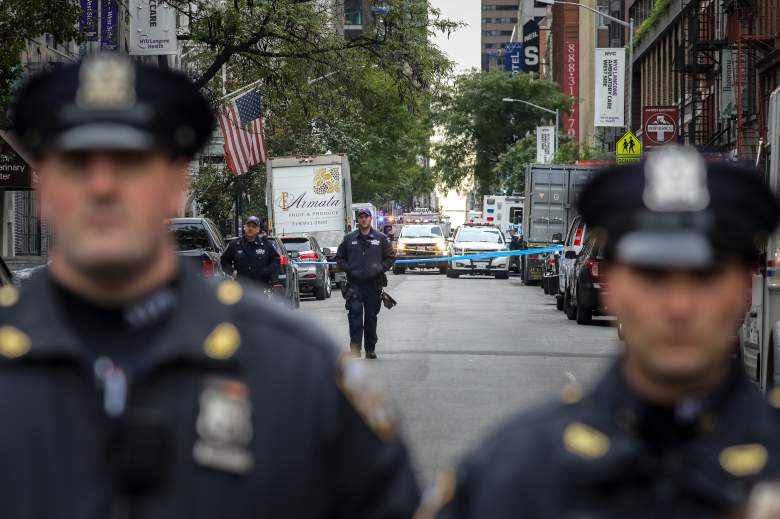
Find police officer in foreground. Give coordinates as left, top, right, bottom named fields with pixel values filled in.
left=336, top=208, right=395, bottom=359
left=0, top=55, right=419, bottom=518
left=420, top=147, right=780, bottom=518
left=220, top=215, right=280, bottom=285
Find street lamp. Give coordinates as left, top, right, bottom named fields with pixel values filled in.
left=502, top=97, right=560, bottom=153
left=536, top=0, right=635, bottom=131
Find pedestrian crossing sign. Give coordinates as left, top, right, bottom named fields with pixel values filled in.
left=616, top=131, right=642, bottom=164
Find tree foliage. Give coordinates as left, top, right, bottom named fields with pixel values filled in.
left=432, top=71, right=571, bottom=196
left=0, top=0, right=81, bottom=122
left=190, top=164, right=267, bottom=236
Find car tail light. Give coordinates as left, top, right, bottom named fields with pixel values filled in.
left=573, top=228, right=583, bottom=247
left=280, top=255, right=288, bottom=266
left=588, top=259, right=600, bottom=278
left=299, top=252, right=318, bottom=261
left=201, top=258, right=216, bottom=278
left=547, top=257, right=556, bottom=266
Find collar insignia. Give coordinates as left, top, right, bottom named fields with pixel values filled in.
left=216, top=281, right=243, bottom=306
left=193, top=378, right=254, bottom=474
left=720, top=444, right=767, bottom=477
left=563, top=422, right=610, bottom=460
left=203, top=323, right=241, bottom=360
left=77, top=55, right=136, bottom=110
left=0, top=326, right=31, bottom=359
left=642, top=146, right=710, bottom=212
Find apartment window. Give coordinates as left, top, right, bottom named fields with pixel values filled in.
left=482, top=17, right=518, bottom=24
left=483, top=43, right=498, bottom=49
left=482, top=30, right=514, bottom=36
left=482, top=4, right=519, bottom=10
left=345, top=8, right=363, bottom=25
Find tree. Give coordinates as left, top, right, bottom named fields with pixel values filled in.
left=190, top=164, right=267, bottom=236
left=0, top=0, right=81, bottom=124
left=493, top=134, right=536, bottom=194
left=432, top=71, right=571, bottom=196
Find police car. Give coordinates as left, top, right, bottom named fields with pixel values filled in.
left=446, top=223, right=510, bottom=279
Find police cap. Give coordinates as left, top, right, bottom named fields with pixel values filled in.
left=13, top=55, right=214, bottom=160
left=577, top=146, right=780, bottom=268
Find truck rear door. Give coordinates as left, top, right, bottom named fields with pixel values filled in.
left=528, top=166, right=566, bottom=244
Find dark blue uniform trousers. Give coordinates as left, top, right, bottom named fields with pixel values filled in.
left=346, top=283, right=382, bottom=352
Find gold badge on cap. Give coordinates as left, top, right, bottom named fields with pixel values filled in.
left=193, top=378, right=254, bottom=475
left=0, top=285, right=19, bottom=307
left=203, top=323, right=241, bottom=360
left=720, top=444, right=768, bottom=477
left=560, top=383, right=584, bottom=405
left=77, top=55, right=136, bottom=110
left=564, top=422, right=610, bottom=460
left=216, top=281, right=243, bottom=306
left=337, top=354, right=396, bottom=441
left=0, top=326, right=31, bottom=359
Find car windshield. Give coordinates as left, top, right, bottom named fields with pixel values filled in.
left=170, top=224, right=211, bottom=251
left=400, top=226, right=442, bottom=238
left=282, top=239, right=313, bottom=252
left=456, top=228, right=503, bottom=243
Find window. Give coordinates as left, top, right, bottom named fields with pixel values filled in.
left=482, top=17, right=518, bottom=24
left=482, top=30, right=513, bottom=36
left=482, top=4, right=519, bottom=10
left=400, top=226, right=443, bottom=238
left=345, top=8, right=363, bottom=25
left=170, top=224, right=212, bottom=251
left=281, top=238, right=314, bottom=252
left=456, top=228, right=504, bottom=244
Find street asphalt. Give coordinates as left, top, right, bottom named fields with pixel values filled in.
left=301, top=270, right=620, bottom=485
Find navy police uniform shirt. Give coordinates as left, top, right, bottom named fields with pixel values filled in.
left=423, top=362, right=780, bottom=519
left=0, top=270, right=420, bottom=518
left=221, top=236, right=280, bottom=283
left=335, top=230, right=395, bottom=286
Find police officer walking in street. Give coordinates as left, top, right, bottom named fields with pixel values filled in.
left=419, top=147, right=780, bottom=518
left=220, top=215, right=280, bottom=285
left=336, top=208, right=395, bottom=359
left=0, top=55, right=419, bottom=518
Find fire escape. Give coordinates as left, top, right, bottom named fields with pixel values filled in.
left=725, top=0, right=773, bottom=163
left=677, top=0, right=724, bottom=151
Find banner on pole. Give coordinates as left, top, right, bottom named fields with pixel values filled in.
left=504, top=42, right=523, bottom=74
left=594, top=48, right=625, bottom=127
left=536, top=126, right=555, bottom=164
left=80, top=0, right=99, bottom=41
left=100, top=0, right=119, bottom=51
left=129, top=0, right=179, bottom=55
left=720, top=49, right=736, bottom=119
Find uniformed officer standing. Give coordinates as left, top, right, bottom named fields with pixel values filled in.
left=1, top=56, right=419, bottom=519
left=420, top=147, right=780, bottom=518
left=220, top=215, right=280, bottom=285
left=336, top=208, right=395, bottom=359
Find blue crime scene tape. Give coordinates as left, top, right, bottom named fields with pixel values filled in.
left=293, top=246, right=563, bottom=265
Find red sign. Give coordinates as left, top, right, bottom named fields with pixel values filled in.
left=642, top=106, right=679, bottom=149
left=562, top=41, right=579, bottom=142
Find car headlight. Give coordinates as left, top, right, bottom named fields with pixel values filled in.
left=397, top=243, right=407, bottom=251
left=436, top=241, right=447, bottom=252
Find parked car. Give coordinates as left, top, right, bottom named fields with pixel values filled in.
left=267, top=236, right=301, bottom=308
left=280, top=236, right=332, bottom=300
left=447, top=223, right=510, bottom=279
left=168, top=217, right=229, bottom=279
left=556, top=216, right=589, bottom=311
left=564, top=233, right=607, bottom=325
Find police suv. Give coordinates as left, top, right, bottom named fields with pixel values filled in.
left=446, top=223, right=510, bottom=279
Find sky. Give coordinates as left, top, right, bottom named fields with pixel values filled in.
left=428, top=0, right=481, bottom=73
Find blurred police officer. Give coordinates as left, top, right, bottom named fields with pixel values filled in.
left=336, top=208, right=395, bottom=359
left=0, top=55, right=419, bottom=519
left=420, top=147, right=780, bottom=518
left=220, top=215, right=280, bottom=285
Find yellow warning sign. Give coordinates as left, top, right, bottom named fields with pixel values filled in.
left=616, top=131, right=642, bottom=165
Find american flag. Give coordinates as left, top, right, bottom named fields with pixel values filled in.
left=217, top=89, right=268, bottom=176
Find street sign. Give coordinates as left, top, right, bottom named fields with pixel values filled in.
left=522, top=21, right=540, bottom=73
left=642, top=107, right=678, bottom=149
left=616, top=130, right=642, bottom=164
left=504, top=42, right=523, bottom=74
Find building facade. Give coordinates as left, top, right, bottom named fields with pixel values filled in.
left=482, top=0, right=521, bottom=71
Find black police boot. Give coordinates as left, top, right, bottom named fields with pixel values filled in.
left=365, top=351, right=377, bottom=360
left=349, top=342, right=361, bottom=358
